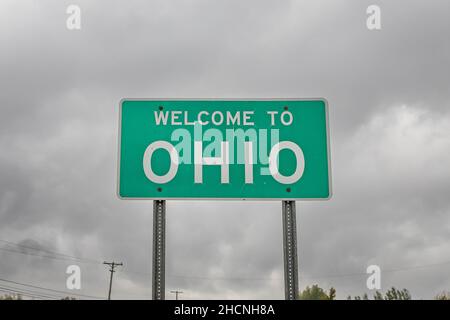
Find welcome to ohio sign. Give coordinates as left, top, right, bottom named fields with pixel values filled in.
left=118, top=99, right=331, bottom=200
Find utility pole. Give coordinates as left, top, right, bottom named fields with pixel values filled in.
left=170, top=290, right=183, bottom=300
left=103, top=261, right=123, bottom=300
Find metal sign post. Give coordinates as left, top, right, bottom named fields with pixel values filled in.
left=282, top=200, right=299, bottom=300
left=152, top=200, right=166, bottom=300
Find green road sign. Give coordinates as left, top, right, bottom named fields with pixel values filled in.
left=118, top=99, right=331, bottom=200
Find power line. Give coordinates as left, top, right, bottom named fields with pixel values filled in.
left=0, top=239, right=98, bottom=261
left=2, top=238, right=449, bottom=285
left=0, top=239, right=102, bottom=265
left=0, top=282, right=66, bottom=300
left=0, top=284, right=62, bottom=300
left=0, top=288, right=48, bottom=300
left=0, top=277, right=103, bottom=300
left=0, top=246, right=99, bottom=265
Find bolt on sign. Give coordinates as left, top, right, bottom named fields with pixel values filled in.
left=118, top=99, right=331, bottom=200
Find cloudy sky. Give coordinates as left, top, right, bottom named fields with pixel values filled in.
left=1, top=0, right=449, bottom=300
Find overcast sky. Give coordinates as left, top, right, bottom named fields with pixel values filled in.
left=1, top=0, right=449, bottom=300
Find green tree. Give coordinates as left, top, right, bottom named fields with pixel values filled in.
left=434, top=291, right=450, bottom=300
left=349, top=287, right=411, bottom=300
left=299, top=285, right=336, bottom=300
left=0, top=294, right=22, bottom=300
left=373, top=291, right=384, bottom=300
left=384, top=287, right=411, bottom=300
left=328, top=287, right=336, bottom=300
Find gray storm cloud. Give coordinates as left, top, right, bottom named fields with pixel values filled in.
left=0, top=0, right=449, bottom=299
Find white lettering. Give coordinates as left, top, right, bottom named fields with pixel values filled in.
left=143, top=141, right=179, bottom=183
left=269, top=141, right=304, bottom=184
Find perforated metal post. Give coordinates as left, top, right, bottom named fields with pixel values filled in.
left=282, top=200, right=299, bottom=300
left=152, top=200, right=166, bottom=300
